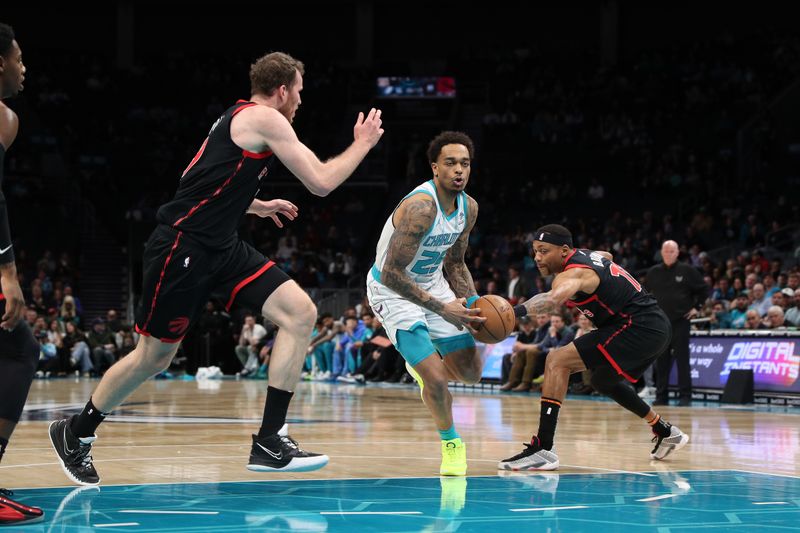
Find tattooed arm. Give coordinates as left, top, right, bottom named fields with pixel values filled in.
left=381, top=194, right=444, bottom=313
left=380, top=193, right=483, bottom=329
left=443, top=196, right=478, bottom=299
left=517, top=269, right=599, bottom=317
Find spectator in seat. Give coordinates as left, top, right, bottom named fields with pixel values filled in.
left=506, top=264, right=530, bottom=305
left=764, top=306, right=788, bottom=329
left=749, top=283, right=771, bottom=317
left=743, top=309, right=766, bottom=330
left=729, top=294, right=750, bottom=329
left=500, top=313, right=548, bottom=392
left=63, top=321, right=93, bottom=376
left=235, top=314, right=267, bottom=377
left=784, top=290, right=800, bottom=326
left=87, top=317, right=117, bottom=374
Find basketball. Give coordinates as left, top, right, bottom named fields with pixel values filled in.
left=469, top=295, right=516, bottom=344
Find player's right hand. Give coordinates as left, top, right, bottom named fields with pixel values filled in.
left=441, top=298, right=486, bottom=333
left=353, top=108, right=384, bottom=149
left=0, top=273, right=25, bottom=331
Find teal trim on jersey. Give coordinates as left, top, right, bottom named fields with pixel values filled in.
left=396, top=322, right=437, bottom=366
left=433, top=332, right=476, bottom=356
left=428, top=179, right=460, bottom=221
left=371, top=263, right=382, bottom=283
left=445, top=189, right=460, bottom=221
left=462, top=191, right=469, bottom=226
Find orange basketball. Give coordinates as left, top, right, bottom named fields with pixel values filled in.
left=469, top=295, right=516, bottom=344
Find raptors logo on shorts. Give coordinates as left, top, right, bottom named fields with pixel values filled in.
left=168, top=317, right=190, bottom=336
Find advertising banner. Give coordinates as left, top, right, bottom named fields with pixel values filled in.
left=670, top=336, right=800, bottom=393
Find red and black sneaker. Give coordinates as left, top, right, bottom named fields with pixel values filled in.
left=0, top=488, right=44, bottom=526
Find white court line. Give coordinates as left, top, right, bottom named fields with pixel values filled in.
left=94, top=523, right=140, bottom=528
left=510, top=505, right=588, bottom=512
left=731, top=469, right=800, bottom=480
left=753, top=502, right=788, bottom=505
left=119, top=510, right=219, bottom=515
left=561, top=463, right=657, bottom=477
left=638, top=494, right=679, bottom=502
left=320, top=511, right=422, bottom=515
left=2, top=468, right=743, bottom=491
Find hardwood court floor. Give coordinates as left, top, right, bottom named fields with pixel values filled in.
left=4, top=377, right=799, bottom=489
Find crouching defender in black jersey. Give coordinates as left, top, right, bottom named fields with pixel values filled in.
left=498, top=224, right=688, bottom=471
left=49, top=52, right=384, bottom=485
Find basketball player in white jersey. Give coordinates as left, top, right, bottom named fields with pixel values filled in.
left=366, top=131, right=485, bottom=476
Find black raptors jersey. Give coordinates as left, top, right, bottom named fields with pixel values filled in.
left=563, top=249, right=658, bottom=326
left=156, top=100, right=276, bottom=248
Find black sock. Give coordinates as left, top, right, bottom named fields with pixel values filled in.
left=70, top=398, right=109, bottom=439
left=649, top=414, right=672, bottom=438
left=0, top=436, right=8, bottom=464
left=258, top=386, right=294, bottom=439
left=536, top=397, right=562, bottom=450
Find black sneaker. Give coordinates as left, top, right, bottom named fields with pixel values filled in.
left=0, top=488, right=44, bottom=526
left=497, top=438, right=559, bottom=471
left=48, top=418, right=100, bottom=486
left=247, top=424, right=329, bottom=472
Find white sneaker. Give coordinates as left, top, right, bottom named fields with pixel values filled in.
left=638, top=386, right=655, bottom=398
left=498, top=443, right=559, bottom=471
left=650, top=425, right=689, bottom=460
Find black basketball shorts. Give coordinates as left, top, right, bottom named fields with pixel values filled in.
left=573, top=305, right=672, bottom=383
left=134, top=225, right=291, bottom=342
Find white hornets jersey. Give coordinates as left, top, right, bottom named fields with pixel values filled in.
left=370, top=180, right=468, bottom=292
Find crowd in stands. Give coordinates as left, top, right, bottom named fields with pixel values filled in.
left=12, top=248, right=142, bottom=378
left=7, top=24, right=800, bottom=393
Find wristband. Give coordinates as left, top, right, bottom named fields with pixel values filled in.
left=465, top=295, right=480, bottom=307
left=513, top=304, right=527, bottom=318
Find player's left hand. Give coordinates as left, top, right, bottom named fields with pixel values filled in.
left=248, top=199, right=298, bottom=228
left=684, top=308, right=699, bottom=319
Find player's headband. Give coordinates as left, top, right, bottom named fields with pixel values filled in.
left=534, top=231, right=573, bottom=248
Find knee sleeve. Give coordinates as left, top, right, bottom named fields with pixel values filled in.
left=590, top=366, right=651, bottom=418
left=0, top=322, right=40, bottom=422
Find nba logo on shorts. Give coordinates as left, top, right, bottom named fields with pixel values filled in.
left=184, top=256, right=190, bottom=268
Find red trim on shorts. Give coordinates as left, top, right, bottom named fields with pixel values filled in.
left=173, top=158, right=245, bottom=227
left=602, top=312, right=632, bottom=347
left=0, top=293, right=4, bottom=301
left=242, top=149, right=273, bottom=160
left=596, top=343, right=637, bottom=383
left=141, top=231, right=183, bottom=332
left=135, top=324, right=184, bottom=344
left=225, top=261, right=276, bottom=311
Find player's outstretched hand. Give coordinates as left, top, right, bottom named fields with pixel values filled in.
left=247, top=198, right=298, bottom=228
left=354, top=108, right=384, bottom=149
left=441, top=298, right=486, bottom=333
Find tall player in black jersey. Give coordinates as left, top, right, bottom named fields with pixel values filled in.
left=49, top=52, right=384, bottom=485
left=0, top=23, right=45, bottom=525
left=498, top=224, right=688, bottom=471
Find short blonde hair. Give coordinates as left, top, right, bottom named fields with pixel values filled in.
left=250, top=52, right=304, bottom=97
